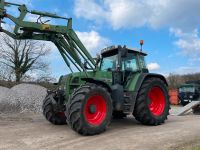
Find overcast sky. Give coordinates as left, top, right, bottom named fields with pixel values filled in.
left=5, top=0, right=200, bottom=78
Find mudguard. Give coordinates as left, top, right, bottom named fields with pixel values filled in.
left=129, top=73, right=168, bottom=113
left=81, top=78, right=112, bottom=92
left=135, top=73, right=168, bottom=92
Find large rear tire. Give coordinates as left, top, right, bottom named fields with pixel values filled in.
left=66, top=84, right=112, bottom=135
left=42, top=93, right=67, bottom=125
left=133, top=78, right=170, bottom=125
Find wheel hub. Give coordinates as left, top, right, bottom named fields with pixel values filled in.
left=148, top=86, right=165, bottom=116
left=89, top=105, right=97, bottom=114
left=84, top=95, right=107, bottom=126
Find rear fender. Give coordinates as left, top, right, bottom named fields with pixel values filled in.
left=129, top=73, right=168, bottom=113
left=135, top=73, right=168, bottom=92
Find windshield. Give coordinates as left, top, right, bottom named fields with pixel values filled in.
left=179, top=87, right=195, bottom=93
left=122, top=53, right=138, bottom=71
left=100, top=54, right=118, bottom=71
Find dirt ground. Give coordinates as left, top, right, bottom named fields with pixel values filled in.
left=0, top=107, right=200, bottom=150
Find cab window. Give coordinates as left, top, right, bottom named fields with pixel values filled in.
left=139, top=55, right=147, bottom=69
left=100, top=54, right=118, bottom=71
left=122, top=53, right=138, bottom=71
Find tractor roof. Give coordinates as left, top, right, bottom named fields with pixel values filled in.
left=180, top=83, right=200, bottom=88
left=101, top=45, right=147, bottom=56
left=185, top=80, right=200, bottom=85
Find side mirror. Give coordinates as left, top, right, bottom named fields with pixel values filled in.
left=96, top=54, right=100, bottom=63
left=84, top=61, right=92, bottom=70
left=94, top=54, right=101, bottom=67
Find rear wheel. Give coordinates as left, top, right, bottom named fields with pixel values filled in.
left=66, top=84, right=112, bottom=135
left=42, top=93, right=67, bottom=125
left=133, top=78, right=170, bottom=125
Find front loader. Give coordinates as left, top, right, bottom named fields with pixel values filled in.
left=0, top=1, right=170, bottom=135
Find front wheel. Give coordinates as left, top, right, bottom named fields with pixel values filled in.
left=133, top=78, right=170, bottom=125
left=66, top=84, right=112, bottom=135
left=42, top=93, right=67, bottom=125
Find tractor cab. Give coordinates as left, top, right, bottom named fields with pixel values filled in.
left=100, top=45, right=148, bottom=85
left=179, top=82, right=200, bottom=106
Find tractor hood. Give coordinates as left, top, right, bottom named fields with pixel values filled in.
left=58, top=70, right=112, bottom=100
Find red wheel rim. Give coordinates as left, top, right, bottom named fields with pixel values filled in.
left=56, top=112, right=65, bottom=117
left=148, top=87, right=165, bottom=116
left=84, top=95, right=107, bottom=126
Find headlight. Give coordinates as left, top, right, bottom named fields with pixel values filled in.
left=189, top=95, right=193, bottom=99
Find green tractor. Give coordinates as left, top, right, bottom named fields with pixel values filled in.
left=0, top=1, right=170, bottom=135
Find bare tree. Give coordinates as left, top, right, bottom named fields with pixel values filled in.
left=0, top=33, right=50, bottom=82
left=167, top=73, right=200, bottom=89
left=167, top=73, right=180, bottom=89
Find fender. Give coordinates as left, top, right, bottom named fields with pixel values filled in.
left=81, top=77, right=112, bottom=92
left=135, top=73, right=168, bottom=92
left=129, top=73, right=168, bottom=113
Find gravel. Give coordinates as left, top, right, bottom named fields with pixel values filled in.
left=0, top=86, right=9, bottom=102
left=0, top=84, right=47, bottom=113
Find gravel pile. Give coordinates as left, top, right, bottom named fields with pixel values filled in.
left=0, top=87, right=9, bottom=102
left=0, top=84, right=47, bottom=113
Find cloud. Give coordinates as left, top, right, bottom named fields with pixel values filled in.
left=74, top=0, right=106, bottom=23
left=147, top=62, right=160, bottom=71
left=74, top=0, right=152, bottom=29
left=173, top=66, right=200, bottom=75
left=76, top=30, right=110, bottom=55
left=74, top=0, right=200, bottom=30
left=170, top=28, right=200, bottom=60
left=149, top=0, right=200, bottom=30
left=104, top=0, right=152, bottom=29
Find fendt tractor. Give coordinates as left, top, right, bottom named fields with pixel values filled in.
left=0, top=1, right=170, bottom=135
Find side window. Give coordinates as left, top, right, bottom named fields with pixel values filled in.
left=122, top=53, right=138, bottom=71
left=101, top=55, right=118, bottom=71
left=139, top=56, right=147, bottom=69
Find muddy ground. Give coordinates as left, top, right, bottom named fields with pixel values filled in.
left=0, top=107, right=200, bottom=150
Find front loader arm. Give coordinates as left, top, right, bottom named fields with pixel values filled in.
left=0, top=0, right=96, bottom=75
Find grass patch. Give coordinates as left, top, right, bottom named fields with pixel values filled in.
left=193, top=146, right=200, bottom=150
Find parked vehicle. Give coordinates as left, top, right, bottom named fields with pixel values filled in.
left=179, top=81, right=200, bottom=106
